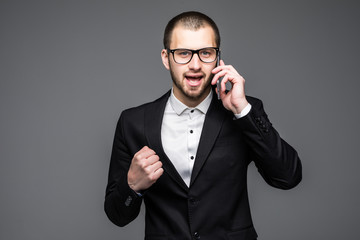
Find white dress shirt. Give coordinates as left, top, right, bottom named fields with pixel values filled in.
left=161, top=89, right=251, bottom=186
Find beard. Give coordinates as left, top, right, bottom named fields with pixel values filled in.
left=169, top=67, right=213, bottom=103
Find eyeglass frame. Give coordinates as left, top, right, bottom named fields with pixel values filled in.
left=167, top=47, right=220, bottom=64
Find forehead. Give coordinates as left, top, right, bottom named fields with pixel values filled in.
left=170, top=25, right=216, bottom=49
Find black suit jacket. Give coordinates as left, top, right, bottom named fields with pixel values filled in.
left=105, top=90, right=302, bottom=240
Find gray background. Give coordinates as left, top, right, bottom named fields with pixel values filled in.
left=1, top=0, right=359, bottom=239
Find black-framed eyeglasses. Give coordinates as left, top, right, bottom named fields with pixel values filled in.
left=167, top=47, right=219, bottom=64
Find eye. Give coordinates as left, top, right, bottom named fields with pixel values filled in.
left=176, top=50, right=191, bottom=57
left=200, top=49, right=214, bottom=58
left=202, top=51, right=210, bottom=56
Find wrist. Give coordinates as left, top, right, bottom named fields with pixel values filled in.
left=232, top=99, right=249, bottom=114
left=234, top=103, right=251, bottom=118
left=127, top=173, right=140, bottom=192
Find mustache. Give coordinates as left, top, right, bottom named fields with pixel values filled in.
left=183, top=71, right=206, bottom=77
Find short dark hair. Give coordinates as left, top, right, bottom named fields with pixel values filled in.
left=163, top=11, right=221, bottom=49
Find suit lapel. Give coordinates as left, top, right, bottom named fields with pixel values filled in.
left=190, top=93, right=227, bottom=186
left=144, top=91, right=189, bottom=192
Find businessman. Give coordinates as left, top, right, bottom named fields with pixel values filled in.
left=105, top=11, right=302, bottom=240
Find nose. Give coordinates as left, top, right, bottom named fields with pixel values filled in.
left=188, top=53, right=201, bottom=70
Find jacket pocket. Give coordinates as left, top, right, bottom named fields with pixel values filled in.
left=227, top=226, right=258, bottom=240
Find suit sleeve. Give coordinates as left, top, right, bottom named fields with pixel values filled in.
left=104, top=112, right=142, bottom=227
left=237, top=97, right=302, bottom=189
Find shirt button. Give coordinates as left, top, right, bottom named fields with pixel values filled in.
left=190, top=156, right=194, bottom=160
left=190, top=130, right=193, bottom=134
left=191, top=109, right=194, bottom=113
left=194, top=232, right=200, bottom=239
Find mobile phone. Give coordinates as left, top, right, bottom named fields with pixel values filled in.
left=216, top=50, right=222, bottom=99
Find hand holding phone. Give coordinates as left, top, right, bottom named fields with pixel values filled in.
left=212, top=56, right=249, bottom=114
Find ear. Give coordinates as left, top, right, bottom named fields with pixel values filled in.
left=161, top=49, right=170, bottom=70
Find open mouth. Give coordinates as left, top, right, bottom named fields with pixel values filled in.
left=185, top=75, right=203, bottom=87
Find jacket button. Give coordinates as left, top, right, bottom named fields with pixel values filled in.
left=189, top=197, right=197, bottom=204
left=124, top=196, right=132, bottom=207
left=194, top=232, right=200, bottom=239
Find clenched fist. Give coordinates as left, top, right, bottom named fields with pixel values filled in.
left=127, top=146, right=164, bottom=193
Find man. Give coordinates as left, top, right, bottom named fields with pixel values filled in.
left=105, top=11, right=302, bottom=240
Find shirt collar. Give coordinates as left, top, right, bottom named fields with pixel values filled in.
left=169, top=88, right=213, bottom=115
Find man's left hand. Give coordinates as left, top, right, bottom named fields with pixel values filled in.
left=211, top=60, right=249, bottom=114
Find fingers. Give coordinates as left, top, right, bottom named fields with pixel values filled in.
left=135, top=146, right=157, bottom=161
left=213, top=69, right=240, bottom=91
left=211, top=60, right=241, bottom=85
left=153, top=167, right=164, bottom=180
left=146, top=154, right=160, bottom=165
left=133, top=146, right=158, bottom=167
left=134, top=146, right=155, bottom=159
left=212, top=60, right=237, bottom=74
left=146, top=160, right=163, bottom=179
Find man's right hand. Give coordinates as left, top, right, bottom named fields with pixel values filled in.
left=127, top=146, right=164, bottom=193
